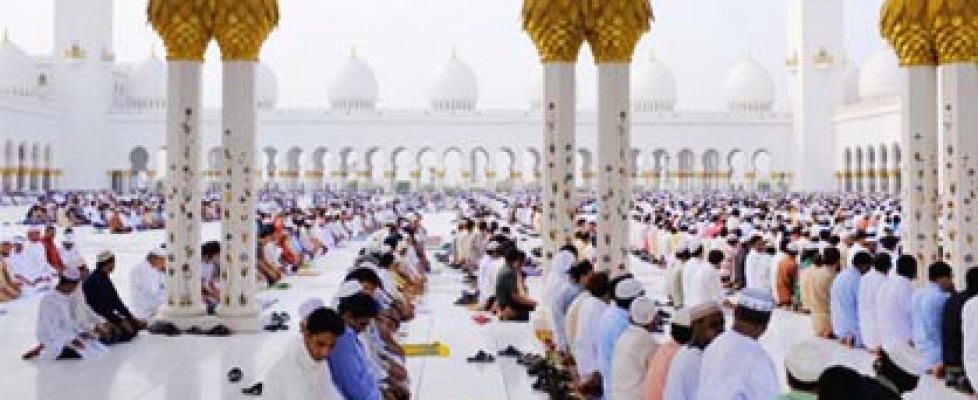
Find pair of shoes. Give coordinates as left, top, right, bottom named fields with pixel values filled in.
left=242, top=382, right=263, bottom=396
left=208, top=325, right=233, bottom=337
left=498, top=345, right=522, bottom=357
left=270, top=312, right=291, bottom=324
left=466, top=350, right=495, bottom=363
left=147, top=321, right=181, bottom=336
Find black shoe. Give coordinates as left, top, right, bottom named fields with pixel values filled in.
left=466, top=350, right=495, bottom=363
left=498, top=345, right=522, bottom=357
left=956, top=377, right=975, bottom=395
left=228, top=367, right=243, bottom=383
left=207, top=325, right=233, bottom=336
left=186, top=326, right=204, bottom=335
left=242, top=382, right=263, bottom=396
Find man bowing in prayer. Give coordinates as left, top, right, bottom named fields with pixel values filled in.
left=262, top=299, right=345, bottom=400
left=696, top=288, right=780, bottom=400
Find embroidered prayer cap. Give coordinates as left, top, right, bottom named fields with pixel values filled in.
left=785, top=340, right=832, bottom=383
left=672, top=308, right=692, bottom=327
left=736, top=288, right=775, bottom=313
left=689, top=301, right=721, bottom=322
left=613, top=278, right=645, bottom=301
left=629, top=296, right=658, bottom=325
left=96, top=250, right=115, bottom=263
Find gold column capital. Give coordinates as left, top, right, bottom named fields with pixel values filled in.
left=881, top=0, right=938, bottom=66
left=582, top=0, right=653, bottom=63
left=148, top=0, right=215, bottom=61
left=523, top=0, right=587, bottom=63
left=927, top=0, right=978, bottom=64
left=214, top=0, right=279, bottom=61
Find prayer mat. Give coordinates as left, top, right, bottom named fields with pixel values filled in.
left=402, top=342, right=450, bottom=358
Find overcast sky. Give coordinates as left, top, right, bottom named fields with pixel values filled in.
left=0, top=0, right=887, bottom=110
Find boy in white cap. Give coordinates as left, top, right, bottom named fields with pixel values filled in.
left=774, top=341, right=831, bottom=400
left=609, top=296, right=660, bottom=400
left=696, top=288, right=780, bottom=400
left=129, top=246, right=167, bottom=320
left=262, top=299, right=345, bottom=400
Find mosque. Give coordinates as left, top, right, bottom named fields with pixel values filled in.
left=0, top=0, right=899, bottom=194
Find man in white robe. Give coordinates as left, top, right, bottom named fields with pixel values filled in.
left=877, top=255, right=916, bottom=351
left=263, top=299, right=344, bottom=400
left=858, top=253, right=888, bottom=351
left=963, top=295, right=978, bottom=391
left=573, top=272, right=611, bottom=390
left=610, top=297, right=660, bottom=400
left=744, top=237, right=771, bottom=296
left=34, top=267, right=107, bottom=360
left=663, top=302, right=723, bottom=400
left=696, top=289, right=780, bottom=400
left=129, top=247, right=167, bottom=320
left=686, top=249, right=725, bottom=308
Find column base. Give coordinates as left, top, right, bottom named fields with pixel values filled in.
left=157, top=304, right=207, bottom=320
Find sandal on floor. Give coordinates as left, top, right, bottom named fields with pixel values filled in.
left=207, top=325, right=233, bottom=337
left=498, top=345, right=522, bottom=357
left=227, top=367, right=243, bottom=383
left=466, top=350, right=495, bottom=363
left=241, top=382, right=263, bottom=396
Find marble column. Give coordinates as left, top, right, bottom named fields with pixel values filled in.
left=157, top=61, right=206, bottom=320
left=596, top=64, right=631, bottom=275
left=216, top=61, right=260, bottom=330
left=540, top=63, right=577, bottom=264
left=939, top=63, right=978, bottom=286
left=899, top=66, right=941, bottom=266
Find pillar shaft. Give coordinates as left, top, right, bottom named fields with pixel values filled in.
left=939, top=63, right=978, bottom=286
left=217, top=61, right=260, bottom=329
left=540, top=63, right=577, bottom=265
left=159, top=61, right=205, bottom=319
left=900, top=66, right=941, bottom=266
left=596, top=64, right=631, bottom=275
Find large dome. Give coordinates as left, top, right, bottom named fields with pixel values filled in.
left=257, top=63, right=278, bottom=109
left=328, top=50, right=379, bottom=111
left=632, top=53, right=677, bottom=112
left=858, top=49, right=900, bottom=101
left=128, top=52, right=166, bottom=108
left=430, top=51, right=478, bottom=112
left=0, top=36, right=38, bottom=97
left=724, top=58, right=775, bottom=112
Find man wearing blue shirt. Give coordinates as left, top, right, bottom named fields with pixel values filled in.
left=830, top=251, right=872, bottom=348
left=328, top=293, right=382, bottom=400
left=912, top=261, right=953, bottom=374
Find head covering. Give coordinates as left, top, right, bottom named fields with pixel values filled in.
left=672, top=308, right=692, bottom=327
left=613, top=278, right=644, bottom=300
left=629, top=296, right=658, bottom=325
left=689, top=301, right=722, bottom=322
left=298, top=298, right=325, bottom=320
left=96, top=250, right=115, bottom=263
left=885, top=344, right=923, bottom=376
left=61, top=266, right=81, bottom=282
left=149, top=246, right=167, bottom=258
left=785, top=341, right=831, bottom=382
left=737, top=288, right=775, bottom=313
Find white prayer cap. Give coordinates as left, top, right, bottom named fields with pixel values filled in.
left=736, top=288, right=775, bottom=313
left=884, top=344, right=923, bottom=376
left=687, top=237, right=703, bottom=253
left=613, top=278, right=644, bottom=300
left=675, top=240, right=689, bottom=254
left=149, top=246, right=167, bottom=258
left=61, top=266, right=81, bottom=282
left=298, top=298, right=325, bottom=320
left=785, top=341, right=831, bottom=383
left=486, top=240, right=501, bottom=251
left=785, top=242, right=800, bottom=254
left=96, top=250, right=115, bottom=263
left=629, top=296, right=658, bottom=325
left=689, top=301, right=721, bottom=322
left=672, top=308, right=692, bottom=327
left=62, top=233, right=75, bottom=243
left=13, top=236, right=25, bottom=244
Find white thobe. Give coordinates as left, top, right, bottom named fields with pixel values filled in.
left=611, top=325, right=658, bottom=400
left=129, top=261, right=165, bottom=319
left=744, top=251, right=771, bottom=295
left=681, top=258, right=702, bottom=306
left=263, top=338, right=342, bottom=400
left=877, top=274, right=914, bottom=351
left=663, top=346, right=703, bottom=400
left=858, top=269, right=886, bottom=349
left=696, top=331, right=780, bottom=400
left=476, top=255, right=496, bottom=304
left=36, top=290, right=107, bottom=360
left=573, top=295, right=609, bottom=377
left=25, top=242, right=56, bottom=281
left=963, top=296, right=978, bottom=391
left=686, top=262, right=723, bottom=309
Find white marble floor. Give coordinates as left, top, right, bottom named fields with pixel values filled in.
left=0, top=212, right=967, bottom=399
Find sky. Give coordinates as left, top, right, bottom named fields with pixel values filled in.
left=0, top=0, right=888, bottom=111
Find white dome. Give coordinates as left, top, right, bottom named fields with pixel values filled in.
left=0, top=36, right=38, bottom=98
left=724, top=58, right=775, bottom=112
left=858, top=49, right=900, bottom=101
left=128, top=52, right=166, bottom=108
left=328, top=51, right=378, bottom=111
left=257, top=63, right=278, bottom=109
left=632, top=53, right=677, bottom=112
left=430, top=51, right=478, bottom=112
left=529, top=68, right=542, bottom=111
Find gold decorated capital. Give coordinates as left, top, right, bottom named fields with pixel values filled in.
left=881, top=0, right=938, bottom=66
left=148, top=0, right=215, bottom=61
left=927, top=0, right=978, bottom=64
left=214, top=0, right=279, bottom=61
left=582, top=0, right=653, bottom=63
left=522, top=0, right=587, bottom=62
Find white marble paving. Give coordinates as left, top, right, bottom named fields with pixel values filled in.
left=0, top=211, right=968, bottom=399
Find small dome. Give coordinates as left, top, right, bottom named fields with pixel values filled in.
left=257, top=63, right=278, bottom=109
left=632, top=53, right=677, bottom=112
left=430, top=50, right=478, bottom=112
left=529, top=68, right=542, bottom=111
left=128, top=52, right=166, bottom=108
left=858, top=49, right=900, bottom=101
left=0, top=35, right=38, bottom=98
left=328, top=50, right=378, bottom=111
left=724, top=58, right=775, bottom=112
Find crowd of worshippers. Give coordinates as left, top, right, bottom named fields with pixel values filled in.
left=253, top=213, right=434, bottom=400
